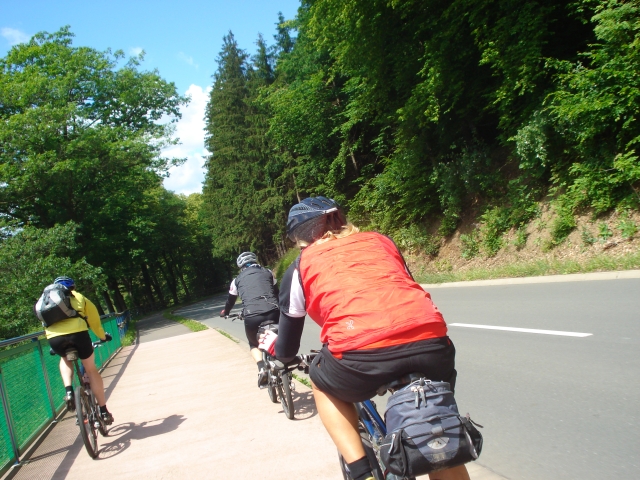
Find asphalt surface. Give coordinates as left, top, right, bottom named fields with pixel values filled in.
left=176, top=276, right=640, bottom=480
left=432, top=278, right=640, bottom=480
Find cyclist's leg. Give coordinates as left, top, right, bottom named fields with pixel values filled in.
left=250, top=348, right=262, bottom=362
left=428, top=465, right=470, bottom=480
left=245, top=310, right=278, bottom=364
left=70, top=331, right=107, bottom=407
left=59, top=357, right=74, bottom=386
left=49, top=334, right=75, bottom=387
left=80, top=354, right=106, bottom=406
left=311, top=382, right=365, bottom=463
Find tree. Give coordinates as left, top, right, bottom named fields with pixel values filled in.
left=203, top=32, right=284, bottom=262
left=0, top=223, right=105, bottom=339
left=0, top=27, right=188, bottom=278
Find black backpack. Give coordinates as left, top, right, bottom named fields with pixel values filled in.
left=34, top=284, right=79, bottom=327
left=380, top=378, right=483, bottom=477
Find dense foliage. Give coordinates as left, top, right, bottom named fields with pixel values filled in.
left=203, top=0, right=640, bottom=259
left=0, top=29, right=225, bottom=338
left=0, top=224, right=103, bottom=339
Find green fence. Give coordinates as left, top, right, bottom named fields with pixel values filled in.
left=0, top=313, right=128, bottom=473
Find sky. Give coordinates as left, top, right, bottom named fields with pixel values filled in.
left=1, top=0, right=301, bottom=195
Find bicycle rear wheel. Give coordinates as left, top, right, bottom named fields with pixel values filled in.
left=277, top=372, right=294, bottom=419
left=267, top=371, right=278, bottom=403
left=75, top=388, right=98, bottom=458
left=338, top=425, right=385, bottom=480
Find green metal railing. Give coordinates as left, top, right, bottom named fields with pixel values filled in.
left=0, top=312, right=129, bottom=473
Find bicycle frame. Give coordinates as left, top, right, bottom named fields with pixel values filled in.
left=357, top=399, right=387, bottom=442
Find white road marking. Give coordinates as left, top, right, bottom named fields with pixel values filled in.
left=449, top=323, right=593, bottom=337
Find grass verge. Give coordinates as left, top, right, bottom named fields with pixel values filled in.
left=292, top=373, right=312, bottom=388
left=121, top=317, right=138, bottom=347
left=416, top=251, right=640, bottom=284
left=273, top=248, right=300, bottom=282
left=215, top=328, right=239, bottom=343
left=164, top=309, right=209, bottom=332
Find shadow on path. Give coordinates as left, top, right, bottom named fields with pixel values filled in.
left=98, top=415, right=186, bottom=459
left=289, top=390, right=317, bottom=421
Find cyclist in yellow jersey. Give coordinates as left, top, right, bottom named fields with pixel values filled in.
left=45, top=276, right=114, bottom=424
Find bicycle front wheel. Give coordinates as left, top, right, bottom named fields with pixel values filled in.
left=277, top=372, right=294, bottom=419
left=75, top=388, right=98, bottom=458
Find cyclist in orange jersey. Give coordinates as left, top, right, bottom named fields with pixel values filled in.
left=274, top=197, right=469, bottom=480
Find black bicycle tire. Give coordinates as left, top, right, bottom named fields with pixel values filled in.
left=278, top=372, right=294, bottom=419
left=336, top=428, right=384, bottom=480
left=267, top=371, right=278, bottom=403
left=338, top=453, right=351, bottom=479
left=75, top=387, right=98, bottom=458
left=359, top=425, right=385, bottom=480
left=90, top=390, right=108, bottom=437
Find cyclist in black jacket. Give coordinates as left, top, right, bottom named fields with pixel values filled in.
left=220, top=252, right=280, bottom=387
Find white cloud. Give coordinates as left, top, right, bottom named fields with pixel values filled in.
left=129, top=46, right=143, bottom=56
left=163, top=84, right=210, bottom=195
left=1, top=27, right=29, bottom=45
left=178, top=51, right=199, bottom=70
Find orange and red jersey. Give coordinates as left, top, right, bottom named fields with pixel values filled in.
left=277, top=231, right=447, bottom=357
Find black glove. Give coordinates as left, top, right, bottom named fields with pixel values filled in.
left=103, top=332, right=113, bottom=342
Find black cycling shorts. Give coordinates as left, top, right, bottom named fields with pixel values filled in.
left=308, top=337, right=457, bottom=403
left=48, top=330, right=94, bottom=360
left=244, top=309, right=279, bottom=349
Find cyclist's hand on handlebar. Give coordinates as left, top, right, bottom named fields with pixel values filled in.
left=102, top=332, right=112, bottom=342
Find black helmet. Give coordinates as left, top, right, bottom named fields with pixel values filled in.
left=237, top=252, right=258, bottom=269
left=286, top=196, right=347, bottom=243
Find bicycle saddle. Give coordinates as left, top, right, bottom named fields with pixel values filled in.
left=258, top=323, right=278, bottom=334
left=377, top=372, right=426, bottom=396
left=64, top=349, right=79, bottom=361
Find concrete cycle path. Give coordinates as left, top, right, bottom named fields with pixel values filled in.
left=4, top=324, right=342, bottom=479
left=6, top=313, right=503, bottom=480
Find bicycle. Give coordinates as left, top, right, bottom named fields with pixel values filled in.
left=226, top=313, right=300, bottom=420
left=50, top=338, right=110, bottom=459
left=298, top=353, right=417, bottom=480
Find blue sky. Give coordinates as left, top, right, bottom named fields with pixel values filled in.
left=1, top=0, right=301, bottom=194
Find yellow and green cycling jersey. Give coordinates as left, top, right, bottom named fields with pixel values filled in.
left=45, top=290, right=106, bottom=340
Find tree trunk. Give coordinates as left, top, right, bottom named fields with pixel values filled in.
left=92, top=289, right=106, bottom=316
left=142, top=263, right=165, bottom=307
left=102, top=291, right=115, bottom=314
left=155, top=260, right=179, bottom=305
left=108, top=277, right=127, bottom=312
left=140, top=263, right=158, bottom=306
left=168, top=251, right=190, bottom=298
left=122, top=277, right=136, bottom=308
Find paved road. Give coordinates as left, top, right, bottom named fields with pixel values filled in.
left=174, top=277, right=640, bottom=480
left=431, top=278, right=640, bottom=480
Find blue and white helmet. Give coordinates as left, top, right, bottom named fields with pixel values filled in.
left=54, top=276, right=75, bottom=289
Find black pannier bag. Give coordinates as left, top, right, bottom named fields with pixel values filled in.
left=380, top=378, right=483, bottom=477
left=34, top=284, right=78, bottom=327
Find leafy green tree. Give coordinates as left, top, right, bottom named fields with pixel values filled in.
left=0, top=223, right=104, bottom=339
left=0, top=27, right=187, bottom=275
left=545, top=0, right=640, bottom=212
